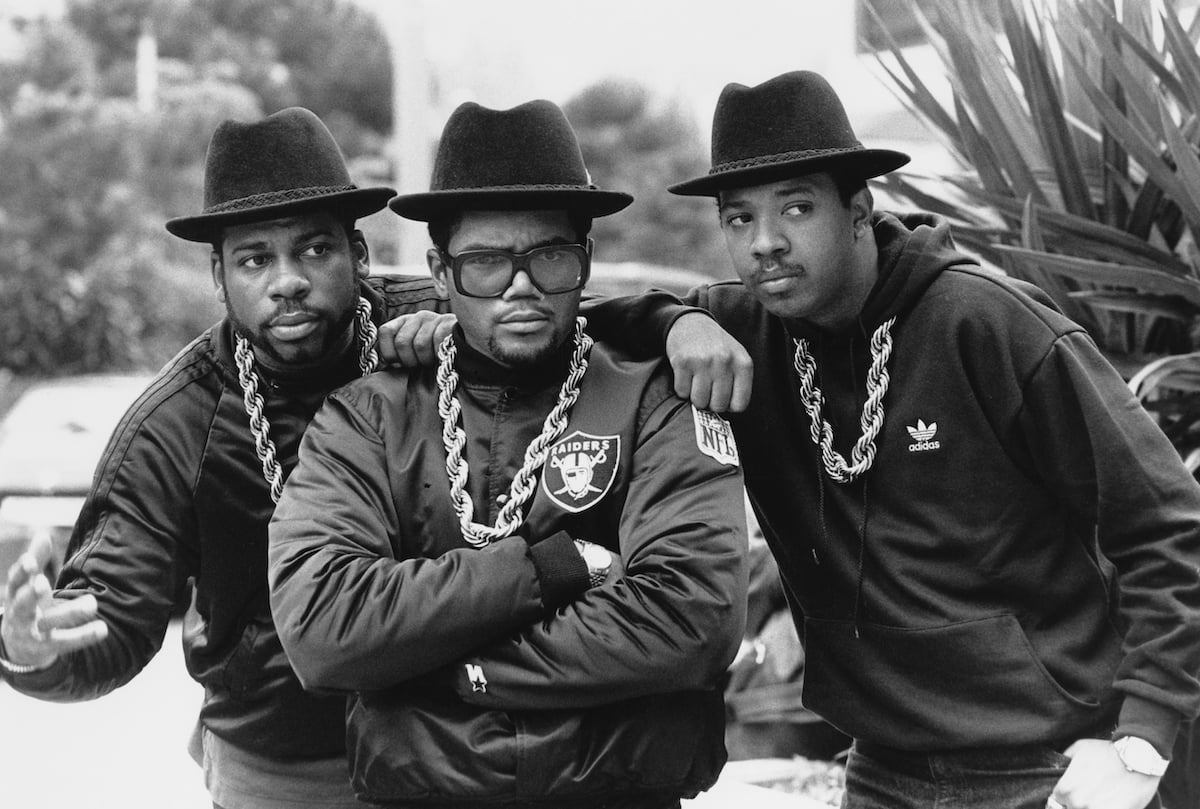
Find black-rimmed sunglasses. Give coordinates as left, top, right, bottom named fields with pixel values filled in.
left=440, top=239, right=592, bottom=298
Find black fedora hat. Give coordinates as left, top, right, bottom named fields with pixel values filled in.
left=389, top=99, right=632, bottom=222
left=669, top=71, right=911, bottom=197
left=166, top=107, right=395, bottom=242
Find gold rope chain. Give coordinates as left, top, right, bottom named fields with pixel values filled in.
left=438, top=316, right=592, bottom=548
left=792, top=316, right=896, bottom=484
left=235, top=296, right=379, bottom=503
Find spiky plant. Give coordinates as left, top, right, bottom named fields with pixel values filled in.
left=864, top=0, right=1200, bottom=471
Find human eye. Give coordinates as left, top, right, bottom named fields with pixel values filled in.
left=462, top=252, right=508, bottom=270
left=782, top=201, right=813, bottom=217
left=723, top=212, right=752, bottom=228
left=537, top=247, right=571, bottom=263
left=300, top=242, right=333, bottom=259
left=238, top=254, right=270, bottom=270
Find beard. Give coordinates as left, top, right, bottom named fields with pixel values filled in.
left=486, top=316, right=575, bottom=369
left=226, top=298, right=358, bottom=368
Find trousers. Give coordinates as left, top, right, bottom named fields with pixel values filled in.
left=842, top=740, right=1163, bottom=809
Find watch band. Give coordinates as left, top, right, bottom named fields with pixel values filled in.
left=574, top=539, right=611, bottom=588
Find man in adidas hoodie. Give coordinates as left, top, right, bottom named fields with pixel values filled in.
left=586, top=71, right=1200, bottom=809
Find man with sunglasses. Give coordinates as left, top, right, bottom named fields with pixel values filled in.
left=266, top=99, right=748, bottom=809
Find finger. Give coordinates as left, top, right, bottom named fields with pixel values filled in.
left=19, top=532, right=57, bottom=582
left=728, top=359, right=754, bottom=413
left=36, top=593, right=101, bottom=631
left=376, top=321, right=400, bottom=364
left=432, top=314, right=456, bottom=346
left=413, top=318, right=443, bottom=367
left=5, top=569, right=49, bottom=623
left=42, top=619, right=108, bottom=652
left=390, top=320, right=422, bottom=367
left=673, top=366, right=695, bottom=404
left=688, top=374, right=713, bottom=411
left=707, top=373, right=734, bottom=414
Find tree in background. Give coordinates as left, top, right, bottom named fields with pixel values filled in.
left=564, top=78, right=729, bottom=277
left=0, top=0, right=389, bottom=377
left=66, top=0, right=393, bottom=156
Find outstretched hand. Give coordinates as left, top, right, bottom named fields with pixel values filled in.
left=378, top=311, right=457, bottom=367
left=2, top=532, right=107, bottom=671
left=665, top=313, right=754, bottom=413
left=1049, top=738, right=1160, bottom=809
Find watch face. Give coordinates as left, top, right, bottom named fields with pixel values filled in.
left=586, top=545, right=611, bottom=571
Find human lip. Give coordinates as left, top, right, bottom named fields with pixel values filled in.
left=267, top=312, right=319, bottom=341
left=755, top=265, right=803, bottom=291
left=498, top=310, right=551, bottom=332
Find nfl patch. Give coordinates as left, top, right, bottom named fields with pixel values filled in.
left=541, top=431, right=620, bottom=513
left=693, top=407, right=739, bottom=466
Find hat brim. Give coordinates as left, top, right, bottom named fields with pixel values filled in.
left=165, top=186, right=397, bottom=242
left=668, top=149, right=910, bottom=197
left=388, top=187, right=633, bottom=222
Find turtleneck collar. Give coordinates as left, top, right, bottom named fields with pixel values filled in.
left=449, top=324, right=576, bottom=390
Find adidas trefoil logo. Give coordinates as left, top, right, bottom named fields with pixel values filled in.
left=906, top=419, right=941, bottom=452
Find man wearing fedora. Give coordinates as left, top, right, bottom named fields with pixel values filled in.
left=266, top=98, right=748, bottom=809
left=0, top=107, right=449, bottom=808
left=588, top=70, right=1200, bottom=809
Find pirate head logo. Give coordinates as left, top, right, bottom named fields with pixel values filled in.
left=541, top=431, right=620, bottom=513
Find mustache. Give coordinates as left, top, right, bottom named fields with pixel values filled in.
left=757, top=260, right=804, bottom=275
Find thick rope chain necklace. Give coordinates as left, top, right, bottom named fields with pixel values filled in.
left=793, top=316, right=896, bottom=484
left=438, top=316, right=592, bottom=549
left=235, top=296, right=379, bottom=503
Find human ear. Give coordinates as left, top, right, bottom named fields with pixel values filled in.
left=427, top=248, right=450, bottom=297
left=851, top=187, right=874, bottom=236
left=210, top=253, right=226, bottom=303
left=350, top=230, right=370, bottom=278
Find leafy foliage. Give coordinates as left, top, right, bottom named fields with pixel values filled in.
left=564, top=79, right=729, bottom=277
left=865, top=0, right=1200, bottom=469
left=0, top=0, right=396, bottom=377
left=66, top=0, right=393, bottom=153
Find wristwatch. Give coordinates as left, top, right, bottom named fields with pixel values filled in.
left=574, top=539, right=612, bottom=588
left=1113, top=736, right=1169, bottom=777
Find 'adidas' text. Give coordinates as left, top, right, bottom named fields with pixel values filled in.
left=906, top=419, right=941, bottom=452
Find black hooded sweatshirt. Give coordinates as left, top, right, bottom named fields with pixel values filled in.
left=585, top=211, right=1200, bottom=755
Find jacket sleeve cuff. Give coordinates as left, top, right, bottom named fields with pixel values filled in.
left=526, top=530, right=589, bottom=610
left=1114, top=694, right=1182, bottom=758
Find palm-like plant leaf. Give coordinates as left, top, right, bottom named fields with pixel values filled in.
left=865, top=0, right=1200, bottom=471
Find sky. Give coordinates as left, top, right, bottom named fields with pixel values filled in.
left=361, top=0, right=936, bottom=138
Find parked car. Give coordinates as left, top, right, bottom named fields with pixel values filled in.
left=0, top=374, right=153, bottom=599
left=584, top=261, right=716, bottom=298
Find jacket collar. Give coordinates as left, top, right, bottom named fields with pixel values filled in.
left=450, top=324, right=575, bottom=390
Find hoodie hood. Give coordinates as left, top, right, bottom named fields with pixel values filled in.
left=860, top=211, right=975, bottom=327
left=782, top=211, right=975, bottom=342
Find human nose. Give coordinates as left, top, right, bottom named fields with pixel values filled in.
left=750, top=220, right=787, bottom=260
left=269, top=256, right=311, bottom=300
left=502, top=266, right=541, bottom=299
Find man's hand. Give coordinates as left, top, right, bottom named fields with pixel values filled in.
left=1048, top=738, right=1161, bottom=809
left=377, top=311, right=457, bottom=367
left=2, top=532, right=107, bottom=670
left=664, top=312, right=753, bottom=413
